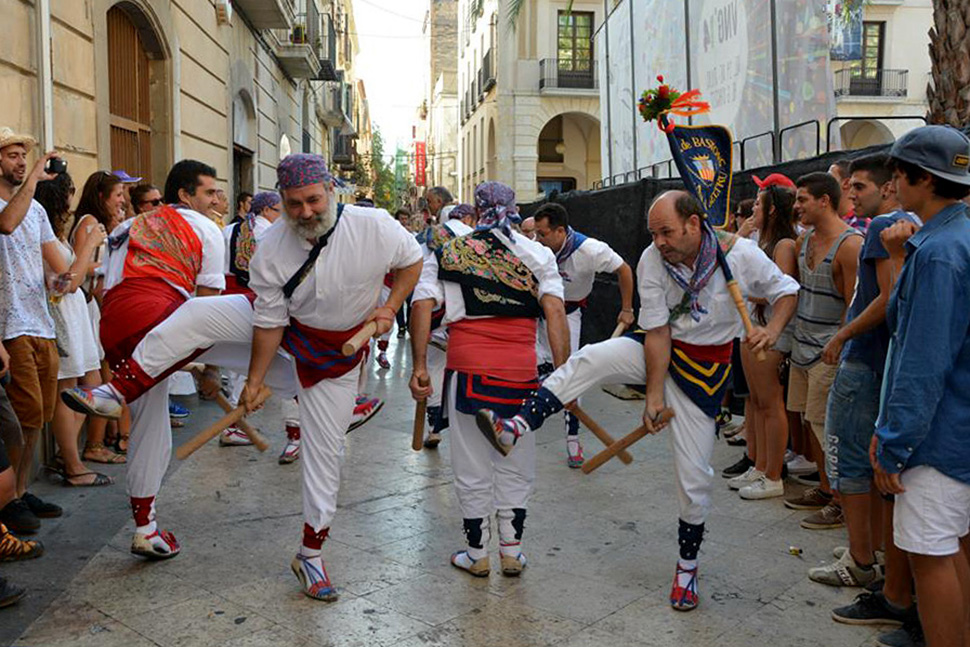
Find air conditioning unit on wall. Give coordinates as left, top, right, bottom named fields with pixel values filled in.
left=215, top=0, right=233, bottom=26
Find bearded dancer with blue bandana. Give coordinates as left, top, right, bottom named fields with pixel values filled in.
left=532, top=202, right=635, bottom=468
left=477, top=190, right=798, bottom=610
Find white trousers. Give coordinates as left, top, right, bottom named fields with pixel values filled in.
left=543, top=337, right=716, bottom=525
left=130, top=294, right=299, bottom=400
left=536, top=309, right=583, bottom=435
left=300, top=366, right=360, bottom=531
left=427, top=342, right=447, bottom=409
left=447, top=378, right=536, bottom=519
left=378, top=285, right=392, bottom=343
left=127, top=379, right=171, bottom=499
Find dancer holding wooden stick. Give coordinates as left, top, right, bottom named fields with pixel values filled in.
left=239, top=154, right=422, bottom=602
left=477, top=190, right=798, bottom=611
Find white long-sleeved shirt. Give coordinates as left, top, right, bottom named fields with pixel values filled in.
left=249, top=205, right=423, bottom=330
left=637, top=237, right=799, bottom=345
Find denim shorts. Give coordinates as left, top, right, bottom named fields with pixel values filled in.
left=825, top=362, right=881, bottom=495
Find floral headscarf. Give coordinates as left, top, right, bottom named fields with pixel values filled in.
left=474, top=181, right=521, bottom=237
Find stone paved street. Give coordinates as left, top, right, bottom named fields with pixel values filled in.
left=7, top=337, right=885, bottom=647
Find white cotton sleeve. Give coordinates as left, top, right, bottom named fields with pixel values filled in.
left=196, top=221, right=227, bottom=291
left=589, top=239, right=625, bottom=274
left=637, top=246, right=670, bottom=331
left=534, top=244, right=565, bottom=302
left=734, top=239, right=800, bottom=305
left=248, top=244, right=290, bottom=329
left=36, top=203, right=56, bottom=244
left=412, top=248, right=444, bottom=307
left=389, top=222, right=423, bottom=270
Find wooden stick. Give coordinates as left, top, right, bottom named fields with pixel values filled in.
left=342, top=322, right=378, bottom=356
left=411, top=376, right=430, bottom=451
left=610, top=322, right=629, bottom=338
left=581, top=408, right=675, bottom=474
left=726, top=280, right=767, bottom=361
left=570, top=405, right=633, bottom=464
left=186, top=364, right=265, bottom=449
left=175, top=386, right=272, bottom=460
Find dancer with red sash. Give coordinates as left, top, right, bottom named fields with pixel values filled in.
left=240, top=154, right=422, bottom=601
left=63, top=160, right=227, bottom=560
left=409, top=182, right=569, bottom=578
left=477, top=191, right=799, bottom=609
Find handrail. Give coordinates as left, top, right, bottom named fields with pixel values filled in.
left=778, top=120, right=820, bottom=163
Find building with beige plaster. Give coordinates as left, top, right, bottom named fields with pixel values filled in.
left=0, top=0, right=370, bottom=207
left=457, top=0, right=602, bottom=202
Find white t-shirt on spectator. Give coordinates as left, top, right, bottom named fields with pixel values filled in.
left=0, top=197, right=57, bottom=340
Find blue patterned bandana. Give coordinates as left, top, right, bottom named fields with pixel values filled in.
left=448, top=203, right=476, bottom=222
left=249, top=191, right=280, bottom=216
left=277, top=154, right=334, bottom=190
left=474, top=181, right=521, bottom=237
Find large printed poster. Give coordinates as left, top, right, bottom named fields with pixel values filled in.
left=600, top=0, right=836, bottom=179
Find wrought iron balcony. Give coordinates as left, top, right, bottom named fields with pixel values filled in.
left=478, top=48, right=495, bottom=98
left=271, top=7, right=321, bottom=79
left=539, top=58, right=597, bottom=92
left=834, top=69, right=908, bottom=99
left=333, top=133, right=356, bottom=168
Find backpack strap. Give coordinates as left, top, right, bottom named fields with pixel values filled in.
left=282, top=203, right=345, bottom=300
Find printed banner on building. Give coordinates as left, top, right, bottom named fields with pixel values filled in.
left=666, top=123, right=733, bottom=227
left=415, top=141, right=427, bottom=187
left=828, top=0, right=863, bottom=61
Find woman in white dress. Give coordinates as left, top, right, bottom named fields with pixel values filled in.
left=72, top=171, right=128, bottom=463
left=35, top=173, right=114, bottom=486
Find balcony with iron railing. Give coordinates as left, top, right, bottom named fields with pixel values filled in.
left=539, top=58, right=598, bottom=93
left=834, top=68, right=908, bottom=100
left=333, top=133, right=356, bottom=169
left=316, top=13, right=338, bottom=81
left=479, top=48, right=495, bottom=97
left=271, top=2, right=321, bottom=79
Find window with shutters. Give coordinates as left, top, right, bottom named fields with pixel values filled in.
left=107, top=6, right=153, bottom=180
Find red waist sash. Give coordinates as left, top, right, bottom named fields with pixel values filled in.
left=102, top=277, right=208, bottom=401
left=447, top=317, right=537, bottom=382
left=671, top=339, right=733, bottom=363
left=282, top=318, right=367, bottom=388
left=223, top=273, right=255, bottom=297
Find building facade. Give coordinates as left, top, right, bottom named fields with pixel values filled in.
left=457, top=0, right=602, bottom=201
left=424, top=0, right=458, bottom=196
left=0, top=0, right=369, bottom=206
left=830, top=0, right=933, bottom=149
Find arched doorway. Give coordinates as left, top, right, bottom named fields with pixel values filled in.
left=106, top=2, right=170, bottom=183
left=536, top=112, right=601, bottom=195
left=839, top=119, right=895, bottom=150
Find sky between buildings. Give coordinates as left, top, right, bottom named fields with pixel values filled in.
left=353, top=0, right=430, bottom=159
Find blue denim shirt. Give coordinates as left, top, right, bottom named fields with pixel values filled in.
left=876, top=202, right=970, bottom=484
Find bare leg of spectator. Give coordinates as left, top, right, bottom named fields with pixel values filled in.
left=910, top=551, right=968, bottom=647
left=842, top=491, right=874, bottom=567
left=742, top=347, right=787, bottom=482
left=882, top=498, right=913, bottom=609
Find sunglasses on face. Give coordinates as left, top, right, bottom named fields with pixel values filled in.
left=140, top=198, right=163, bottom=207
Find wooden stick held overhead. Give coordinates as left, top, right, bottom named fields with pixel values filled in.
left=175, top=386, right=272, bottom=460
left=412, top=376, right=430, bottom=451
left=342, top=322, right=378, bottom=356
left=570, top=406, right=633, bottom=464
left=581, top=408, right=675, bottom=474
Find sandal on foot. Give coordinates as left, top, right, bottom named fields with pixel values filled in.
left=83, top=443, right=127, bottom=464
left=670, top=563, right=699, bottom=612
left=114, top=437, right=129, bottom=455
left=451, top=551, right=490, bottom=577
left=62, top=471, right=114, bottom=487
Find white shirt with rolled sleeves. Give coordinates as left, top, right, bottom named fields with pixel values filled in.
left=416, top=228, right=565, bottom=324
left=248, top=205, right=423, bottom=331
left=559, top=237, right=624, bottom=303
left=222, top=215, right=273, bottom=274
left=103, top=207, right=226, bottom=296
left=636, top=237, right=799, bottom=344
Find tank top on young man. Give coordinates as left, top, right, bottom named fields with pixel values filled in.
left=790, top=227, right=862, bottom=368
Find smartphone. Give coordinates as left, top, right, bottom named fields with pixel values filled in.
left=45, top=157, right=68, bottom=175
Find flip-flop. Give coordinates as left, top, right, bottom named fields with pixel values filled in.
left=83, top=445, right=127, bottom=464
left=62, top=471, right=114, bottom=487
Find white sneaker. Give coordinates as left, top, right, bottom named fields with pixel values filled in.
left=786, top=454, right=816, bottom=475
left=783, top=449, right=796, bottom=464
left=219, top=426, right=253, bottom=446
left=739, top=475, right=785, bottom=500
left=728, top=467, right=763, bottom=490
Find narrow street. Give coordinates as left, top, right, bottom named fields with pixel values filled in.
left=7, top=336, right=880, bottom=647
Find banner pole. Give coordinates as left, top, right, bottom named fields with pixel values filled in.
left=769, top=0, right=781, bottom=163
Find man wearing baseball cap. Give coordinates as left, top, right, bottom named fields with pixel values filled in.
left=872, top=125, right=970, bottom=647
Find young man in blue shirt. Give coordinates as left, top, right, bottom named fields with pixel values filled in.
left=872, top=125, right=970, bottom=647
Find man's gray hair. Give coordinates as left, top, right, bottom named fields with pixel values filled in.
left=427, top=186, right=454, bottom=204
